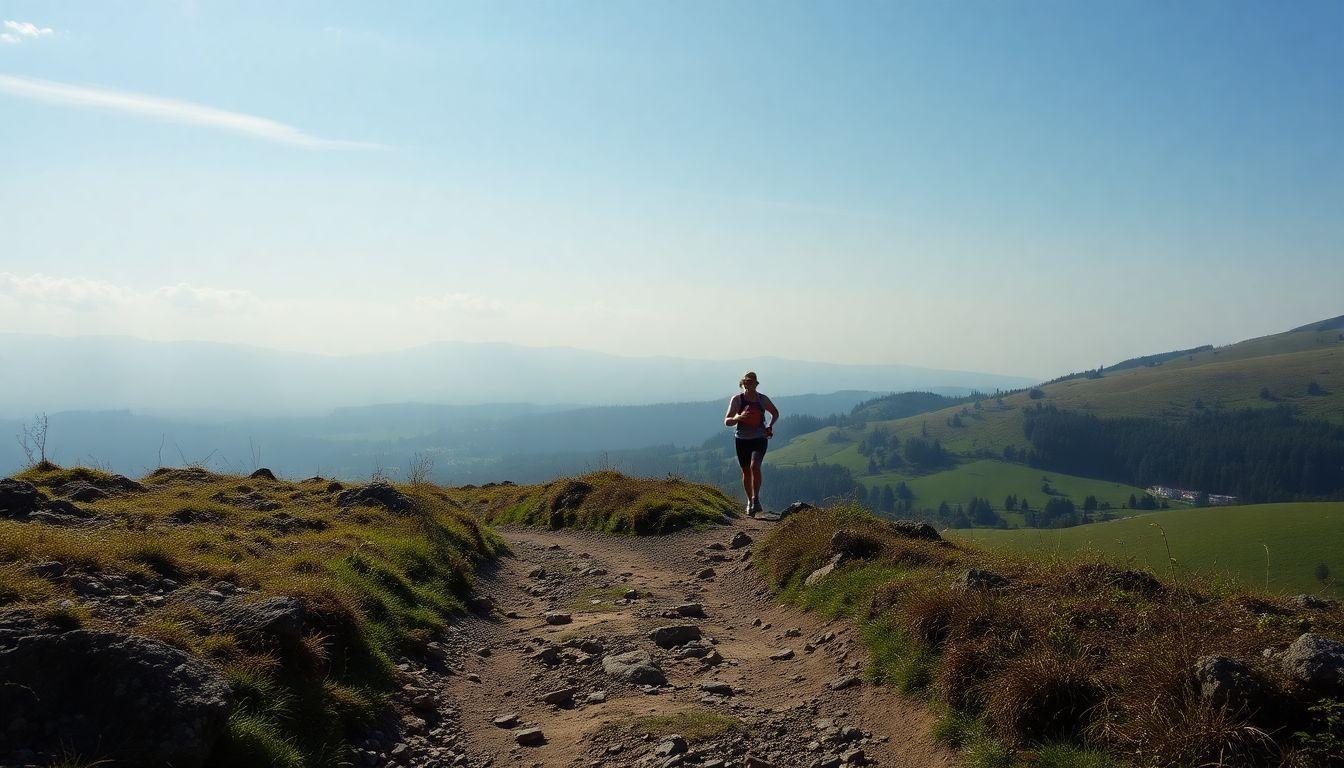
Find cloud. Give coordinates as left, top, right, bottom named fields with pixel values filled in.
left=0, top=272, right=259, bottom=314
left=1, top=20, right=54, bottom=45
left=414, top=292, right=510, bottom=315
left=0, top=74, right=385, bottom=150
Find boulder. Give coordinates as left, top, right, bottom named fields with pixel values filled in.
left=602, top=649, right=666, bottom=685
left=336, top=482, right=416, bottom=514
left=0, top=630, right=232, bottom=768
left=1290, top=594, right=1338, bottom=611
left=1280, top=633, right=1344, bottom=694
left=515, top=727, right=546, bottom=746
left=217, top=596, right=306, bottom=650
left=0, top=478, right=44, bottom=520
left=890, top=520, right=942, bottom=541
left=650, top=624, right=702, bottom=648
left=780, top=501, right=815, bottom=518
left=954, top=568, right=1009, bottom=592
left=729, top=531, right=753, bottom=549
left=1193, top=655, right=1263, bottom=711
left=248, top=468, right=278, bottom=481
left=57, top=481, right=108, bottom=502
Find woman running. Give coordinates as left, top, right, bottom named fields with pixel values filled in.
left=724, top=371, right=780, bottom=516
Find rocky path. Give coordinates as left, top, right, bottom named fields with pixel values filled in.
left=415, top=516, right=955, bottom=768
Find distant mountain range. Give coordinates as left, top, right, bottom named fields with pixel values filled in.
left=0, top=334, right=1036, bottom=416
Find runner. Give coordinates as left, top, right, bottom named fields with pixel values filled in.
left=724, top=371, right=780, bottom=516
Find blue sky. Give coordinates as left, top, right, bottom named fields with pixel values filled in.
left=1, top=0, right=1341, bottom=378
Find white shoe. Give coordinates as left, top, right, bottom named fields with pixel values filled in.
left=746, top=501, right=756, bottom=518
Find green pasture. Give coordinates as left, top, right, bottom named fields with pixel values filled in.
left=872, top=459, right=1150, bottom=514
left=955, top=502, right=1344, bottom=597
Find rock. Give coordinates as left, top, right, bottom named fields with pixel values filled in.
left=527, top=567, right=547, bottom=579
left=805, top=555, right=844, bottom=587
left=840, top=747, right=867, bottom=765
left=830, top=530, right=883, bottom=560
left=770, top=648, right=795, bottom=661
left=624, top=588, right=639, bottom=599
left=889, top=519, right=942, bottom=541
left=1193, top=655, right=1263, bottom=711
left=1290, top=594, right=1338, bottom=610
left=602, top=649, right=666, bottom=685
left=30, top=561, right=65, bottom=579
left=730, top=531, right=753, bottom=549
left=217, top=596, right=306, bottom=650
left=515, top=727, right=546, bottom=746
left=540, top=687, right=576, bottom=706
left=468, top=595, right=495, bottom=613
left=0, top=478, right=44, bottom=520
left=57, top=481, right=108, bottom=502
left=1280, top=633, right=1344, bottom=694
left=954, top=568, right=1009, bottom=592
left=545, top=611, right=573, bottom=625
left=745, top=756, right=777, bottom=768
left=650, top=624, right=702, bottom=648
left=0, top=630, right=232, bottom=768
left=697, top=680, right=735, bottom=696
left=828, top=675, right=861, bottom=690
left=696, top=567, right=717, bottom=580
left=492, top=713, right=519, bottom=728
left=335, top=482, right=416, bottom=514
left=586, top=690, right=607, bottom=704
left=655, top=736, right=688, bottom=756
left=248, top=468, right=278, bottom=481
left=675, top=602, right=706, bottom=618
left=780, top=501, right=815, bottom=518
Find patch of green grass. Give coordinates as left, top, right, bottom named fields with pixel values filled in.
left=861, top=613, right=933, bottom=693
left=472, top=470, right=737, bottom=534
left=956, top=502, right=1344, bottom=597
left=209, top=711, right=305, bottom=768
left=627, top=710, right=742, bottom=742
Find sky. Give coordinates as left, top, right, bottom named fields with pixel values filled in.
left=0, top=0, right=1341, bottom=380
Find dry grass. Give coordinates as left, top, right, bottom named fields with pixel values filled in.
left=2, top=463, right=503, bottom=768
left=465, top=470, right=738, bottom=534
left=756, top=503, right=1344, bottom=767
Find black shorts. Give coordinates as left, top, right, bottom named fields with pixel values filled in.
left=735, top=437, right=768, bottom=468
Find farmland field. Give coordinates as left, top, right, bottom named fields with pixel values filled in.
left=956, top=502, right=1344, bottom=597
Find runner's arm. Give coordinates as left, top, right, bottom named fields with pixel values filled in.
left=724, top=396, right=742, bottom=426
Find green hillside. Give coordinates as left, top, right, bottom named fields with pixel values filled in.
left=868, top=458, right=1150, bottom=513
left=770, top=315, right=1344, bottom=474
left=956, top=502, right=1344, bottom=597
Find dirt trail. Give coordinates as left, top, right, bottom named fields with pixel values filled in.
left=432, top=516, right=955, bottom=768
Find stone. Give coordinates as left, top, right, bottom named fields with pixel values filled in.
left=805, top=555, right=844, bottom=587
left=1290, top=594, right=1338, bottom=610
left=770, top=648, right=795, bottom=661
left=697, top=680, right=735, bottom=696
left=335, top=482, right=416, bottom=514
left=675, top=602, right=706, bottom=618
left=954, top=568, right=1009, bottom=592
left=1280, top=633, right=1344, bottom=694
left=696, top=568, right=717, bottom=580
left=655, top=736, right=688, bottom=756
left=0, top=630, right=232, bottom=768
left=730, top=531, right=753, bottom=549
left=650, top=624, right=702, bottom=648
left=840, top=747, right=867, bottom=765
left=780, top=501, right=815, bottom=518
left=492, top=712, right=519, bottom=728
left=515, top=727, right=546, bottom=746
left=890, top=519, right=942, bottom=541
left=248, top=468, right=278, bottom=481
left=217, top=595, right=306, bottom=650
left=540, top=687, right=576, bottom=706
left=0, top=479, right=44, bottom=520
left=57, top=480, right=108, bottom=502
left=602, top=649, right=666, bottom=685
left=828, top=675, right=861, bottom=690
left=545, top=611, right=573, bottom=625
left=1193, top=655, right=1262, bottom=711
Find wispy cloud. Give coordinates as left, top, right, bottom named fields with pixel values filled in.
left=414, top=292, right=510, bottom=316
left=0, top=74, right=385, bottom=150
left=0, top=273, right=260, bottom=314
left=1, top=20, right=54, bottom=45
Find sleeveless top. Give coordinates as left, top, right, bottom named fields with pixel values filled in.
left=731, top=392, right=773, bottom=440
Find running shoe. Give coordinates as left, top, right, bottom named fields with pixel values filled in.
left=751, top=498, right=763, bottom=514
left=746, top=501, right=755, bottom=518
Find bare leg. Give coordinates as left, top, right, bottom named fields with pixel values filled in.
left=740, top=468, right=754, bottom=502
left=750, top=459, right=763, bottom=505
